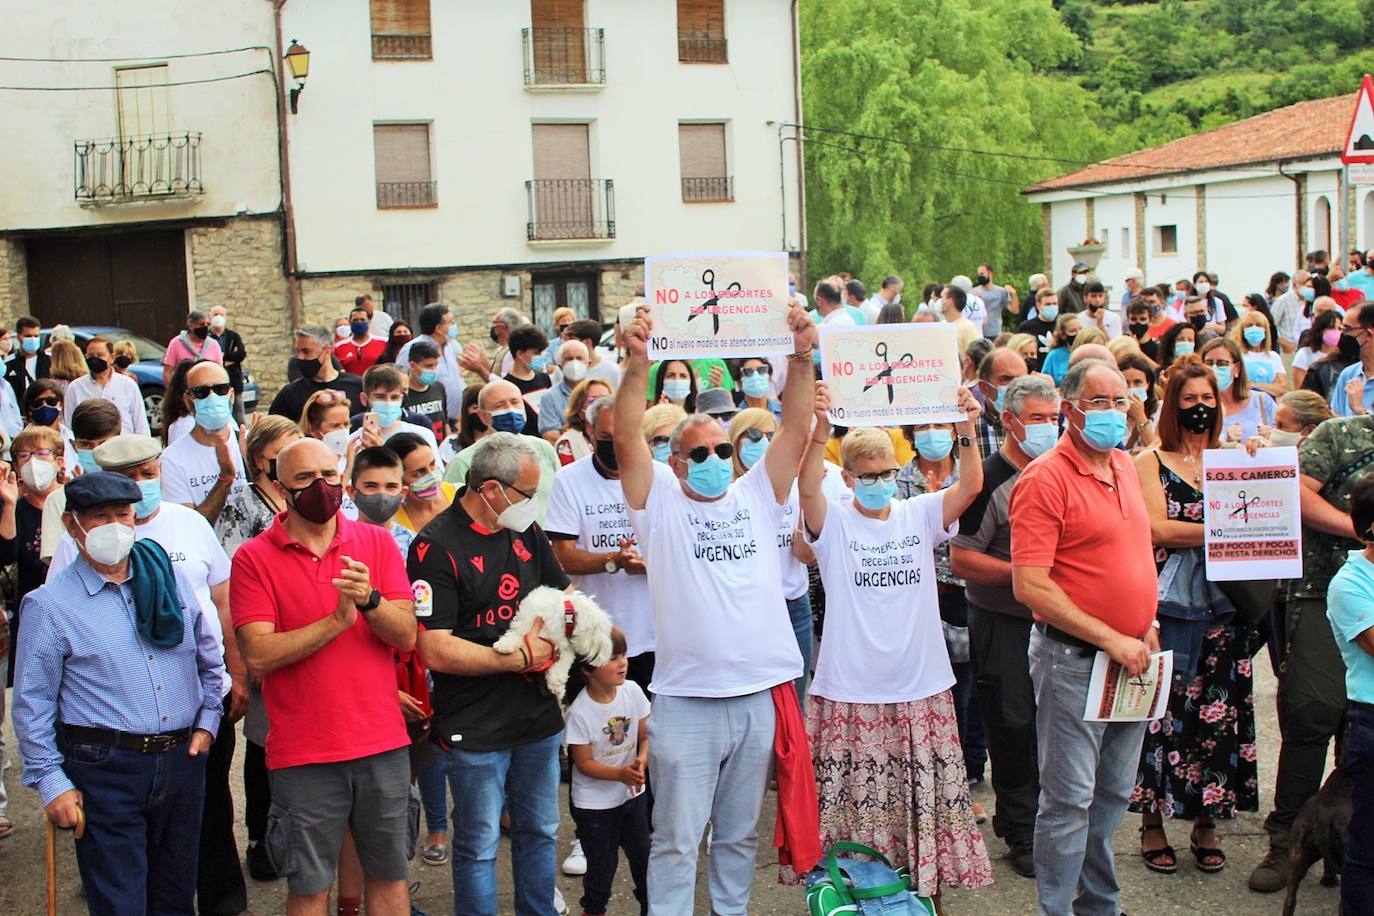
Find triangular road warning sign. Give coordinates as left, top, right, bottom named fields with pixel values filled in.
left=1342, top=74, right=1374, bottom=164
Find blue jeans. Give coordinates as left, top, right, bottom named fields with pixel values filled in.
left=444, top=730, right=562, bottom=916
left=61, top=733, right=208, bottom=916
left=1344, top=706, right=1374, bottom=914
left=1029, top=631, right=1146, bottom=916
left=786, top=594, right=813, bottom=709
left=417, top=753, right=449, bottom=835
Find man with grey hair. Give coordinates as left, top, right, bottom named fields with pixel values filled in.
left=1271, top=268, right=1309, bottom=352
left=162, top=309, right=223, bottom=386
left=489, top=306, right=527, bottom=377
left=1009, top=359, right=1160, bottom=914
left=1068, top=343, right=1114, bottom=368
left=862, top=273, right=903, bottom=323
left=613, top=299, right=818, bottom=914
left=951, top=374, right=1061, bottom=878
left=410, top=431, right=568, bottom=916
left=268, top=325, right=365, bottom=421
left=443, top=378, right=560, bottom=523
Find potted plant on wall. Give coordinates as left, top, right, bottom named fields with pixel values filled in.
left=1067, top=237, right=1106, bottom=272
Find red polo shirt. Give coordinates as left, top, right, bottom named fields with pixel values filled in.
left=231, top=513, right=413, bottom=769
left=1008, top=436, right=1157, bottom=638
left=336, top=337, right=386, bottom=377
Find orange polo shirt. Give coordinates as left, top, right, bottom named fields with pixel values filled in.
left=1008, top=436, right=1157, bottom=637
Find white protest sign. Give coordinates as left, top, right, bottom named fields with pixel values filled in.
left=1202, top=446, right=1303, bottom=580
left=818, top=323, right=965, bottom=427
left=645, top=251, right=792, bottom=360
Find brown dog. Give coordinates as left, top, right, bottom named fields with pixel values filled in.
left=1281, top=767, right=1351, bottom=916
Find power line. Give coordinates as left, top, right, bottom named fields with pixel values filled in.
left=0, top=45, right=269, bottom=63
left=0, top=69, right=273, bottom=91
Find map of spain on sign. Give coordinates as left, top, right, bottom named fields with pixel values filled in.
left=819, top=323, right=966, bottom=427
left=645, top=251, right=793, bottom=360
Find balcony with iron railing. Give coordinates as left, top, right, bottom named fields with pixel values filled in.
left=678, top=33, right=728, bottom=63
left=522, top=27, right=606, bottom=88
left=74, top=132, right=204, bottom=205
left=526, top=178, right=615, bottom=241
left=372, top=33, right=432, bottom=60
left=682, top=176, right=734, bottom=202
left=377, top=180, right=438, bottom=208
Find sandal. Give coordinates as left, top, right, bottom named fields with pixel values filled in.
left=1189, top=820, right=1226, bottom=873
left=1138, top=823, right=1177, bottom=874
left=0, top=816, right=12, bottom=841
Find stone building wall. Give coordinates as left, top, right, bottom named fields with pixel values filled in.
left=0, top=239, right=30, bottom=325
left=598, top=261, right=644, bottom=323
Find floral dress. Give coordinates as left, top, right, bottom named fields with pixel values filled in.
left=1129, top=460, right=1260, bottom=819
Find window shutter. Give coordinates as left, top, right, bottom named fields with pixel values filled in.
left=370, top=0, right=431, bottom=36
left=374, top=124, right=431, bottom=183
left=677, top=0, right=725, bottom=38
left=532, top=124, right=590, bottom=180
left=679, top=124, right=726, bottom=178
left=531, top=0, right=584, bottom=29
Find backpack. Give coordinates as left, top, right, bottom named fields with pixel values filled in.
left=805, top=841, right=937, bottom=915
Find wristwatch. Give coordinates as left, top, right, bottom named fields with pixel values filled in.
left=604, top=553, right=619, bottom=574
left=957, top=435, right=973, bottom=449
left=358, top=588, right=382, bottom=613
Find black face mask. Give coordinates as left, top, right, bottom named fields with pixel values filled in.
left=976, top=274, right=989, bottom=286
left=489, top=327, right=500, bottom=344
left=85, top=356, right=108, bottom=375
left=1178, top=402, right=1217, bottom=435
left=594, top=438, right=618, bottom=470
left=1340, top=331, right=1363, bottom=360
left=292, top=355, right=323, bottom=380
left=113, top=355, right=132, bottom=370
left=1128, top=322, right=1149, bottom=339
left=191, top=325, right=209, bottom=340
left=1189, top=315, right=1208, bottom=331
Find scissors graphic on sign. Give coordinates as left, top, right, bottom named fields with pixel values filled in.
left=863, top=341, right=913, bottom=405
left=689, top=269, right=741, bottom=336
left=1228, top=490, right=1263, bottom=523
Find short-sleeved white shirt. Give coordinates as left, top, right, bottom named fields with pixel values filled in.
left=159, top=430, right=247, bottom=508
left=564, top=681, right=651, bottom=810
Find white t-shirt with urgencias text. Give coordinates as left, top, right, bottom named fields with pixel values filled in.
left=564, top=680, right=651, bottom=810
left=808, top=491, right=957, bottom=705
left=543, top=455, right=655, bottom=657
left=627, top=461, right=801, bottom=698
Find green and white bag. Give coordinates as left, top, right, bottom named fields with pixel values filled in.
left=804, top=841, right=937, bottom=915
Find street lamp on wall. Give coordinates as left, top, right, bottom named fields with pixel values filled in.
left=284, top=39, right=310, bottom=114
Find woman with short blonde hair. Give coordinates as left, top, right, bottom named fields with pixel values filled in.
left=641, top=403, right=687, bottom=463
left=556, top=378, right=613, bottom=466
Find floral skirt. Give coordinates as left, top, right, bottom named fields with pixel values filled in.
left=785, top=690, right=993, bottom=895
left=1129, top=623, right=1260, bottom=819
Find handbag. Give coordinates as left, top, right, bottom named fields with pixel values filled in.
left=1216, top=578, right=1277, bottom=627
left=805, top=841, right=936, bottom=915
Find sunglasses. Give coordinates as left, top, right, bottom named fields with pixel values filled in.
left=312, top=390, right=350, bottom=405
left=740, top=428, right=773, bottom=443
left=31, top=396, right=60, bottom=407
left=685, top=443, right=733, bottom=463
left=740, top=366, right=771, bottom=378
left=853, top=468, right=899, bottom=485
left=188, top=383, right=233, bottom=400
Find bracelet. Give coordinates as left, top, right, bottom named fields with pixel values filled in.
left=809, top=436, right=828, bottom=445
left=517, top=645, right=531, bottom=670
left=787, top=349, right=813, bottom=363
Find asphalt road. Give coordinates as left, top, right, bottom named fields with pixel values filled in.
left=0, top=652, right=1341, bottom=914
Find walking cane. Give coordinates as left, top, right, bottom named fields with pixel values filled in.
left=46, top=805, right=85, bottom=916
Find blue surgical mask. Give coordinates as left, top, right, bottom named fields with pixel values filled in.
left=1335, top=278, right=1351, bottom=292
left=739, top=436, right=769, bottom=468
left=21, top=337, right=40, bottom=354
left=1175, top=341, right=1195, bottom=357
left=741, top=373, right=771, bottom=399
left=193, top=392, right=232, bottom=431
left=853, top=478, right=898, bottom=510
left=913, top=428, right=954, bottom=461
left=992, top=385, right=1008, bottom=414
left=76, top=448, right=99, bottom=475
left=446, top=323, right=459, bottom=340
left=1128, top=387, right=1148, bottom=402
left=1242, top=326, right=1266, bottom=348
left=418, top=369, right=439, bottom=386
left=663, top=379, right=691, bottom=403
left=684, top=454, right=732, bottom=498
left=1212, top=363, right=1233, bottom=392
left=372, top=400, right=403, bottom=428
left=1301, top=287, right=1315, bottom=302
left=652, top=442, right=672, bottom=463
left=531, top=355, right=549, bottom=372
left=489, top=408, right=525, bottom=434
left=1018, top=422, right=1058, bottom=458
left=134, top=479, right=162, bottom=519
left=1078, top=408, right=1127, bottom=452
left=1040, top=305, right=1059, bottom=321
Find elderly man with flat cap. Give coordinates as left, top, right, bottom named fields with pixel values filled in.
left=12, top=471, right=226, bottom=916
left=47, top=434, right=248, bottom=914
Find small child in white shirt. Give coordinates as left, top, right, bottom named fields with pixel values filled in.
left=563, top=626, right=651, bottom=916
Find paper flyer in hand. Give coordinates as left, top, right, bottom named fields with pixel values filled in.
left=818, top=323, right=965, bottom=427
left=1202, top=446, right=1302, bottom=580
left=1084, top=650, right=1174, bottom=722
left=645, top=251, right=792, bottom=360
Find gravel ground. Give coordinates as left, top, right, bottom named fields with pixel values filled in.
left=0, top=652, right=1341, bottom=914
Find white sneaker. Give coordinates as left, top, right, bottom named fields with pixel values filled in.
left=553, top=885, right=569, bottom=915
left=561, top=839, right=587, bottom=876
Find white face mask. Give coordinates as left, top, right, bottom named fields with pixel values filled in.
left=0, top=337, right=12, bottom=355
left=20, top=458, right=56, bottom=492
left=211, top=315, right=227, bottom=330
left=335, top=324, right=350, bottom=339
left=483, top=484, right=538, bottom=533
left=323, top=428, right=351, bottom=457
left=79, top=519, right=136, bottom=565
left=562, top=359, right=587, bottom=383
left=1196, top=281, right=1212, bottom=294
left=1268, top=429, right=1302, bottom=447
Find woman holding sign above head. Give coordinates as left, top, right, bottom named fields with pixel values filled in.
left=793, top=383, right=992, bottom=902
left=1128, top=355, right=1260, bottom=876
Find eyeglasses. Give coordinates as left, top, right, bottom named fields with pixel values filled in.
left=1076, top=396, right=1132, bottom=412
left=853, top=468, right=899, bottom=485
left=1202, top=359, right=1233, bottom=369
left=188, top=383, right=233, bottom=400
left=649, top=435, right=671, bottom=448
left=740, top=366, right=771, bottom=378
left=684, top=443, right=733, bottom=463
left=14, top=448, right=54, bottom=461
left=488, top=478, right=535, bottom=501
left=740, top=428, right=773, bottom=443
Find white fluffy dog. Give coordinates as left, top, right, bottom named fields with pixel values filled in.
left=492, top=586, right=614, bottom=698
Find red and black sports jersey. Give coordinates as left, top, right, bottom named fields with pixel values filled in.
left=406, top=494, right=569, bottom=752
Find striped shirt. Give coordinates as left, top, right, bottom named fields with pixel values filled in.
left=12, top=555, right=225, bottom=804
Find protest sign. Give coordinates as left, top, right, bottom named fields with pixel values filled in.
left=645, top=251, right=792, bottom=360
left=1202, top=446, right=1303, bottom=580
left=818, top=323, right=965, bottom=426
left=1084, top=650, right=1173, bottom=722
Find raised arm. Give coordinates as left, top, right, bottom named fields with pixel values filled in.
left=942, top=388, right=984, bottom=529
left=798, top=383, right=832, bottom=539
left=613, top=310, right=653, bottom=510
left=764, top=306, right=819, bottom=504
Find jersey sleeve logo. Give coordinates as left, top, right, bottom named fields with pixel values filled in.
left=415, top=541, right=430, bottom=564
left=412, top=579, right=433, bottom=618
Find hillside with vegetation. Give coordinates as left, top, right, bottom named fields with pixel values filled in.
left=800, top=0, right=1374, bottom=288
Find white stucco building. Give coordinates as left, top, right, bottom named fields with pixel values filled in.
left=279, top=0, right=805, bottom=335
left=1026, top=93, right=1370, bottom=302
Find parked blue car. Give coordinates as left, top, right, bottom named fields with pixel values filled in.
left=41, top=326, right=259, bottom=435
